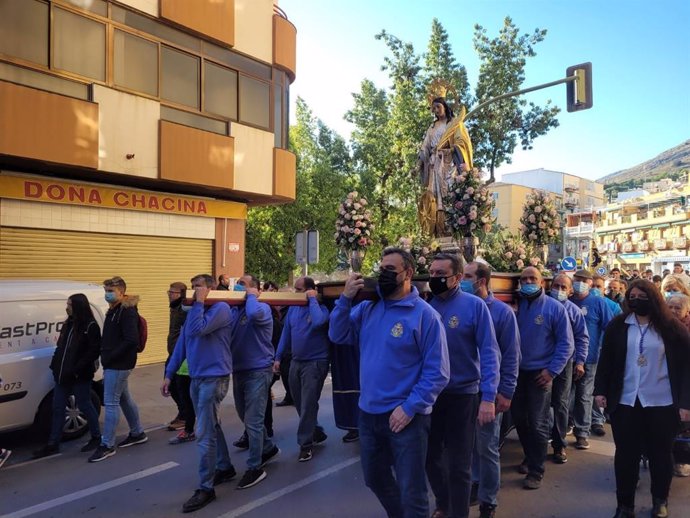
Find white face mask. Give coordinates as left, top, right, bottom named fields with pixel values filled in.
left=550, top=289, right=568, bottom=302
left=573, top=281, right=590, bottom=295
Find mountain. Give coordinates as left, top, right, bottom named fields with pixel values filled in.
left=598, top=140, right=690, bottom=185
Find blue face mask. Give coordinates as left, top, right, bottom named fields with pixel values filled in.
left=181, top=304, right=193, bottom=313
left=460, top=280, right=477, bottom=294
left=520, top=284, right=541, bottom=296
left=591, top=288, right=602, bottom=297
left=550, top=289, right=568, bottom=302
left=573, top=281, right=590, bottom=295
left=104, top=292, right=118, bottom=303
left=664, top=290, right=677, bottom=300
left=233, top=284, right=246, bottom=292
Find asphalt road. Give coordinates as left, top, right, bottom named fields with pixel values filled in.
left=1, top=364, right=689, bottom=518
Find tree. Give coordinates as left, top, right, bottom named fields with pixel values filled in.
left=423, top=18, right=470, bottom=108
left=469, top=17, right=561, bottom=184
left=245, top=98, right=350, bottom=284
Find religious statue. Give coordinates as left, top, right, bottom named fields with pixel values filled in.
left=417, top=80, right=474, bottom=237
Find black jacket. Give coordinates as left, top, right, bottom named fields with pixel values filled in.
left=594, top=313, right=690, bottom=415
left=101, top=295, right=140, bottom=370
left=167, top=298, right=187, bottom=356
left=50, top=319, right=101, bottom=384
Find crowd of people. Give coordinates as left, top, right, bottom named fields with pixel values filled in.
left=2, top=257, right=689, bottom=518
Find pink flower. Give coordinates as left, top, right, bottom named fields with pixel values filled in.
left=455, top=201, right=463, bottom=209
left=354, top=228, right=362, bottom=235
left=516, top=259, right=525, bottom=268
left=355, top=221, right=362, bottom=228
left=529, top=233, right=537, bottom=240
left=458, top=216, right=467, bottom=226
left=360, top=198, right=367, bottom=206
left=505, top=251, right=513, bottom=259
left=530, top=257, right=540, bottom=266
left=528, top=214, right=536, bottom=223
left=484, top=224, right=491, bottom=232
left=354, top=203, right=361, bottom=210
left=538, top=222, right=546, bottom=229
left=418, top=256, right=427, bottom=265
left=469, top=212, right=477, bottom=221
left=358, top=238, right=367, bottom=246
left=534, top=206, right=543, bottom=213
left=467, top=187, right=475, bottom=195
left=345, top=213, right=351, bottom=220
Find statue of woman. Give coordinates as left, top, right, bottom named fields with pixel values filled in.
left=418, top=97, right=474, bottom=237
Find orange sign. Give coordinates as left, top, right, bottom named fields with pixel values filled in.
left=0, top=174, right=246, bottom=219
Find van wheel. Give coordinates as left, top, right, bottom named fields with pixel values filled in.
left=35, top=388, right=102, bottom=441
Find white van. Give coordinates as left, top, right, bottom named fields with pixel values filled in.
left=0, top=280, right=109, bottom=439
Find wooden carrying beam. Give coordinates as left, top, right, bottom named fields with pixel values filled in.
left=184, top=290, right=309, bottom=306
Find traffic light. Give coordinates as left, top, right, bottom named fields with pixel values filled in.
left=566, top=62, right=593, bottom=112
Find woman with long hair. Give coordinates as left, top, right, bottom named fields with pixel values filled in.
left=594, top=279, right=690, bottom=518
left=33, top=293, right=102, bottom=458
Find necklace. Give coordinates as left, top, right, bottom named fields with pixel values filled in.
left=636, top=320, right=650, bottom=367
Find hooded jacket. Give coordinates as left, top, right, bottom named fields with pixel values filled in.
left=101, top=295, right=140, bottom=370
left=50, top=319, right=101, bottom=384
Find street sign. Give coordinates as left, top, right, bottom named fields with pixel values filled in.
left=295, top=231, right=306, bottom=264
left=295, top=230, right=319, bottom=265
left=561, top=256, right=576, bottom=271
left=596, top=266, right=607, bottom=276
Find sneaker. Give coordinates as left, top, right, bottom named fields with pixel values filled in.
left=313, top=428, right=328, bottom=445
left=118, top=432, right=148, bottom=448
left=469, top=482, right=479, bottom=506
left=575, top=437, right=590, bottom=450
left=298, top=448, right=313, bottom=462
left=517, top=459, right=529, bottom=474
left=342, top=430, right=359, bottom=443
left=674, top=463, right=690, bottom=477
left=88, top=445, right=116, bottom=463
left=523, top=473, right=542, bottom=490
left=566, top=425, right=574, bottom=436
left=591, top=424, right=606, bottom=437
left=260, top=445, right=280, bottom=467
left=167, top=418, right=186, bottom=431
left=612, top=506, right=635, bottom=518
left=81, top=436, right=102, bottom=452
left=652, top=498, right=668, bottom=518
left=233, top=432, right=249, bottom=450
left=275, top=399, right=294, bottom=407
left=182, top=489, right=216, bottom=513
left=553, top=448, right=568, bottom=464
left=32, top=443, right=60, bottom=459
left=0, top=449, right=12, bottom=469
left=213, top=466, right=237, bottom=486
left=479, top=503, right=497, bottom=518
left=169, top=431, right=196, bottom=445
left=236, top=468, right=267, bottom=489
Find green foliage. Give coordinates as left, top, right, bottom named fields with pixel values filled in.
left=424, top=18, right=470, bottom=107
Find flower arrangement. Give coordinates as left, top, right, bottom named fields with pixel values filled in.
left=481, top=231, right=544, bottom=273
left=519, top=190, right=561, bottom=245
left=398, top=236, right=440, bottom=274
left=334, top=191, right=374, bottom=251
left=444, top=168, right=494, bottom=238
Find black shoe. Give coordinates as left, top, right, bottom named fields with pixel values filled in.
left=81, top=436, right=102, bottom=452
left=342, top=430, right=359, bottom=443
left=236, top=468, right=266, bottom=489
left=553, top=448, right=568, bottom=464
left=651, top=498, right=668, bottom=518
left=260, top=445, right=280, bottom=467
left=479, top=503, right=497, bottom=518
left=469, top=482, right=479, bottom=506
left=591, top=424, right=606, bottom=437
left=213, top=466, right=237, bottom=486
left=313, top=428, right=328, bottom=445
left=298, top=448, right=313, bottom=462
left=517, top=459, right=529, bottom=474
left=523, top=473, right=542, bottom=490
left=612, top=505, right=635, bottom=518
left=267, top=428, right=274, bottom=438
left=182, top=489, right=216, bottom=513
left=32, top=443, right=59, bottom=459
left=88, top=445, right=116, bottom=463
left=233, top=432, right=249, bottom=450
left=275, top=399, right=294, bottom=407
left=117, top=432, right=148, bottom=448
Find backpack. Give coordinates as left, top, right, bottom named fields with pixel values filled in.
left=137, top=314, right=148, bottom=353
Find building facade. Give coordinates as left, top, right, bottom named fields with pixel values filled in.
left=0, top=0, right=297, bottom=364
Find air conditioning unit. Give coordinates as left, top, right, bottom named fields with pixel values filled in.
left=654, top=239, right=668, bottom=250
left=622, top=242, right=634, bottom=252
left=673, top=236, right=688, bottom=249
left=638, top=241, right=649, bottom=251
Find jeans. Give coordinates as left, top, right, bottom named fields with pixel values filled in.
left=359, top=410, right=431, bottom=518
left=471, top=412, right=503, bottom=507
left=550, top=359, right=573, bottom=449
left=49, top=380, right=100, bottom=444
left=176, top=374, right=196, bottom=434
left=289, top=359, right=329, bottom=448
left=512, top=369, right=553, bottom=478
left=190, top=376, right=233, bottom=491
left=102, top=369, right=143, bottom=448
left=233, top=369, right=275, bottom=470
left=610, top=401, right=678, bottom=507
left=571, top=362, right=597, bottom=438
left=426, top=393, right=479, bottom=518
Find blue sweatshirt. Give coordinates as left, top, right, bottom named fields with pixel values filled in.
left=561, top=299, right=589, bottom=365
left=165, top=302, right=235, bottom=379
left=484, top=293, right=521, bottom=400
left=328, top=287, right=450, bottom=416
left=516, top=290, right=574, bottom=377
left=430, top=288, right=500, bottom=402
left=603, top=296, right=623, bottom=318
left=230, top=294, right=274, bottom=372
left=571, top=293, right=614, bottom=364
left=276, top=297, right=330, bottom=362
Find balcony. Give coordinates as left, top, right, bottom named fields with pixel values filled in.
left=565, top=222, right=594, bottom=237
left=564, top=183, right=580, bottom=193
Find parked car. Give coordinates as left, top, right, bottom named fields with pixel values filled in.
left=0, top=280, right=108, bottom=439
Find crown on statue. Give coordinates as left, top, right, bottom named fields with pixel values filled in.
left=426, top=78, right=457, bottom=107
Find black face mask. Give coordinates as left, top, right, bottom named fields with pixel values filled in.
left=628, top=298, right=651, bottom=316
left=378, top=269, right=402, bottom=298
left=429, top=276, right=451, bottom=296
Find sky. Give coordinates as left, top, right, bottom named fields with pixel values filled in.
left=279, top=0, right=690, bottom=182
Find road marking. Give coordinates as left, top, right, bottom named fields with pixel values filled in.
left=0, top=461, right=179, bottom=518
left=218, top=456, right=360, bottom=518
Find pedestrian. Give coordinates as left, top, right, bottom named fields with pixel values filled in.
left=230, top=274, right=280, bottom=489
left=593, top=274, right=623, bottom=318
left=166, top=282, right=188, bottom=431
left=163, top=274, right=236, bottom=512
left=463, top=262, right=521, bottom=518
left=33, top=293, right=102, bottom=458
left=329, top=247, right=450, bottom=518
left=89, top=276, right=147, bottom=463
left=672, top=263, right=690, bottom=287
left=667, top=293, right=690, bottom=332
left=661, top=275, right=690, bottom=299
left=594, top=279, right=690, bottom=518
left=425, top=254, right=501, bottom=518
left=217, top=274, right=230, bottom=291
left=606, top=279, right=625, bottom=307
left=512, top=267, right=574, bottom=490
left=274, top=276, right=330, bottom=462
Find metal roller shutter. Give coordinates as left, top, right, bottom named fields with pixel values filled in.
left=0, top=227, right=212, bottom=365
